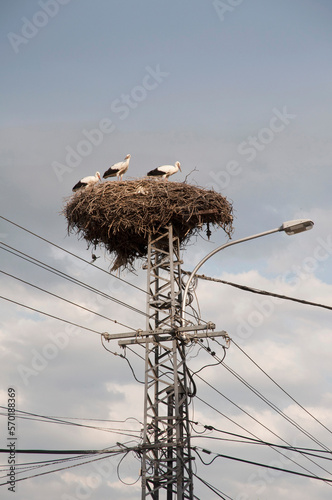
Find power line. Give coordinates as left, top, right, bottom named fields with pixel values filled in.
left=0, top=453, right=99, bottom=480
left=198, top=340, right=332, bottom=454
left=128, top=335, right=331, bottom=467
left=0, top=405, right=142, bottom=429
left=184, top=270, right=332, bottom=312
left=0, top=215, right=147, bottom=295
left=7, top=324, right=324, bottom=488
left=0, top=295, right=103, bottom=335
left=193, top=373, right=332, bottom=483
left=0, top=406, right=143, bottom=446
left=123, top=337, right=330, bottom=483
left=195, top=341, right=332, bottom=480
left=0, top=232, right=203, bottom=327
left=192, top=471, right=233, bottom=500
left=231, top=339, right=332, bottom=437
left=0, top=454, right=92, bottom=476
left=190, top=425, right=332, bottom=462
left=193, top=446, right=332, bottom=484
left=222, top=359, right=331, bottom=453
left=0, top=448, right=128, bottom=486
left=101, top=336, right=145, bottom=383
left=1, top=269, right=137, bottom=332
left=0, top=448, right=109, bottom=455
left=0, top=242, right=148, bottom=318
left=0, top=215, right=206, bottom=328
left=0, top=235, right=197, bottom=328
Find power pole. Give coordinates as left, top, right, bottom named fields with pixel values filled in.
left=141, top=225, right=193, bottom=499
left=104, top=225, right=228, bottom=499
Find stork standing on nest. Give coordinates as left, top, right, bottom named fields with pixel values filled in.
left=72, top=172, right=101, bottom=192
left=147, top=161, right=181, bottom=181
left=103, top=154, right=131, bottom=181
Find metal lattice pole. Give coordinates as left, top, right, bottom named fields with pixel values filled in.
left=141, top=225, right=194, bottom=499
left=104, top=226, right=228, bottom=498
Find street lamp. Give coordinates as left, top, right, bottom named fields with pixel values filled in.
left=181, top=219, right=314, bottom=322
left=281, top=219, right=314, bottom=235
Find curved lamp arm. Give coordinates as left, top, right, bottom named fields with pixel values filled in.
left=181, top=219, right=314, bottom=324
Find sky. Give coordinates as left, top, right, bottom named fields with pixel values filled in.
left=1, top=0, right=332, bottom=498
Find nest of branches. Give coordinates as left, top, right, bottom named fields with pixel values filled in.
left=63, top=178, right=233, bottom=271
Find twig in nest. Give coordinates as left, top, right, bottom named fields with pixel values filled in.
left=184, top=167, right=199, bottom=183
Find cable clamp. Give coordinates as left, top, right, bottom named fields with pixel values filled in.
left=206, top=321, right=216, bottom=330
left=136, top=329, right=143, bottom=338
left=224, top=332, right=231, bottom=348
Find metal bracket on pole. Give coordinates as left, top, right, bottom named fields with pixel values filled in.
left=102, top=322, right=219, bottom=342
left=118, top=330, right=229, bottom=347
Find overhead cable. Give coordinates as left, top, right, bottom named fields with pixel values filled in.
left=183, top=270, right=332, bottom=312
left=0, top=448, right=127, bottom=486
left=0, top=405, right=142, bottom=430
left=192, top=471, right=233, bottom=500
left=193, top=446, right=332, bottom=483
left=0, top=215, right=147, bottom=294
left=0, top=295, right=103, bottom=335
left=190, top=424, right=332, bottom=461
left=0, top=242, right=148, bottom=318
left=231, top=339, right=332, bottom=436
left=198, top=339, right=331, bottom=454
left=0, top=270, right=137, bottom=332
left=194, top=374, right=332, bottom=482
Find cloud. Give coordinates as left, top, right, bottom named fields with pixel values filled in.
left=1, top=1, right=332, bottom=497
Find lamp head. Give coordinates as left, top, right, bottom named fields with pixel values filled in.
left=280, top=219, right=314, bottom=235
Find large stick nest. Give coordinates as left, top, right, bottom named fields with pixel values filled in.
left=63, top=178, right=233, bottom=271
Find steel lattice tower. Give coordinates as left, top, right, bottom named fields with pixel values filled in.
left=141, top=225, right=194, bottom=499
left=105, top=224, right=227, bottom=498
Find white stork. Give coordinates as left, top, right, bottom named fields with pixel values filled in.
left=72, top=172, right=101, bottom=192
left=103, top=154, right=131, bottom=181
left=147, top=161, right=181, bottom=181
